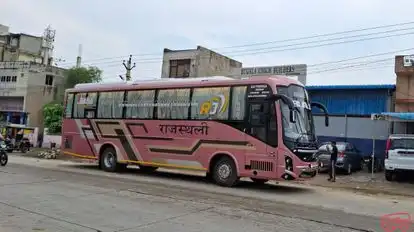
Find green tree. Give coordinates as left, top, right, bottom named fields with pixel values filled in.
left=64, top=66, right=102, bottom=89
left=43, top=102, right=64, bottom=134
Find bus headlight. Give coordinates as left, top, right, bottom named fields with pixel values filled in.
left=285, top=156, right=293, bottom=171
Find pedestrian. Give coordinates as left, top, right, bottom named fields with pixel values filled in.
left=327, top=141, right=338, bottom=182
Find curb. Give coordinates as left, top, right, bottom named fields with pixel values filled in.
left=9, top=153, right=95, bottom=163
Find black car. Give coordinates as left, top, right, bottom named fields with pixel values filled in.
left=315, top=142, right=365, bottom=175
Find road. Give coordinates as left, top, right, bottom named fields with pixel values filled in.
left=0, top=156, right=413, bottom=232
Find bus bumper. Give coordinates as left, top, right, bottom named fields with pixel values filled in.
left=282, top=163, right=318, bottom=180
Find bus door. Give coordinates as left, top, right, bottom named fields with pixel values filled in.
left=244, top=100, right=278, bottom=175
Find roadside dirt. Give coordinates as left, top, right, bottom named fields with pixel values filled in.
left=301, top=170, right=414, bottom=197
left=17, top=148, right=95, bottom=163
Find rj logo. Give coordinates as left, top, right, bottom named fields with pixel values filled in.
left=380, top=212, right=412, bottom=232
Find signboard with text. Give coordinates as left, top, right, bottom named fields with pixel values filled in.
left=403, top=55, right=414, bottom=67
left=0, top=61, right=32, bottom=70
left=240, top=64, right=307, bottom=85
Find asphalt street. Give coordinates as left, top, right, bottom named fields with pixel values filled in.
left=0, top=155, right=413, bottom=232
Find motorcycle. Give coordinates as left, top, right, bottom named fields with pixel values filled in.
left=0, top=141, right=8, bottom=166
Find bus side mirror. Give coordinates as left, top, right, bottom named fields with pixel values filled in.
left=268, top=94, right=295, bottom=109
left=311, top=102, right=329, bottom=127
left=268, top=94, right=296, bottom=123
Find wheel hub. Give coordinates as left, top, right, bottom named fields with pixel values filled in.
left=218, top=164, right=231, bottom=179
left=104, top=153, right=115, bottom=168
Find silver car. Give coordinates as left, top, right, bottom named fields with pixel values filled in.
left=316, top=142, right=364, bottom=175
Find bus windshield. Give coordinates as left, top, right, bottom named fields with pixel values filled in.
left=277, top=85, right=315, bottom=144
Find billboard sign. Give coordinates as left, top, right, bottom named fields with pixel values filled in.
left=240, top=64, right=307, bottom=85
left=403, top=55, right=414, bottom=67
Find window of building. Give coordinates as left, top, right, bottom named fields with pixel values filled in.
left=169, top=59, right=191, bottom=78
left=0, top=76, right=5, bottom=82
left=6, top=76, right=10, bottom=82
left=11, top=76, right=17, bottom=82
left=191, top=87, right=230, bottom=120
left=73, top=92, right=97, bottom=118
left=157, top=88, right=191, bottom=119
left=97, top=91, right=124, bottom=118
left=231, top=86, right=247, bottom=120
left=65, top=93, right=74, bottom=118
left=45, top=75, right=54, bottom=86
left=125, top=90, right=155, bottom=119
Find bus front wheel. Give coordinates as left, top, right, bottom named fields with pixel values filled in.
left=100, top=147, right=126, bottom=172
left=212, top=156, right=239, bottom=187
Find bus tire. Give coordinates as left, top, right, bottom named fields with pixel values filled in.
left=212, top=156, right=239, bottom=187
left=100, top=147, right=122, bottom=172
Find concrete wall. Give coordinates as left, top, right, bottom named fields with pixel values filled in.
left=24, top=66, right=65, bottom=128
left=0, top=24, right=9, bottom=35
left=314, top=115, right=389, bottom=158
left=161, top=49, right=197, bottom=78
left=196, top=46, right=242, bottom=77
left=395, top=55, right=414, bottom=112
left=161, top=46, right=242, bottom=78
left=18, top=35, right=42, bottom=56
left=42, top=134, right=61, bottom=148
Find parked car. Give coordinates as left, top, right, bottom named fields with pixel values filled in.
left=315, top=141, right=365, bottom=175
left=384, top=134, right=414, bottom=181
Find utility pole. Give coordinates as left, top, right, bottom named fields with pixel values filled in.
left=119, top=55, right=136, bottom=81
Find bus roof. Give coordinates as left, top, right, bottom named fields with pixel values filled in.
left=66, top=75, right=303, bottom=93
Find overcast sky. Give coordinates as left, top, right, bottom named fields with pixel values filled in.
left=3, top=0, right=414, bottom=85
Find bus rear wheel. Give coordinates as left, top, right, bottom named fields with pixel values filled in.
left=212, top=156, right=239, bottom=187
left=100, top=147, right=126, bottom=172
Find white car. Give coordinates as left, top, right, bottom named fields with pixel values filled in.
left=384, top=134, right=414, bottom=181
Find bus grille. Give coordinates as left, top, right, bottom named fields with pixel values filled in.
left=250, top=160, right=273, bottom=171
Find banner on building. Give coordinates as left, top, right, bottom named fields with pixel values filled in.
left=240, top=64, right=307, bottom=85
left=0, top=61, right=32, bottom=70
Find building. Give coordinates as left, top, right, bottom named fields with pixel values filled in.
left=306, top=84, right=396, bottom=158
left=0, top=24, right=53, bottom=65
left=380, top=55, right=414, bottom=134
left=161, top=46, right=242, bottom=78
left=0, top=61, right=65, bottom=127
left=0, top=25, right=65, bottom=128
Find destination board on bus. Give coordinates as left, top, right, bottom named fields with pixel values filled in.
left=247, top=84, right=271, bottom=98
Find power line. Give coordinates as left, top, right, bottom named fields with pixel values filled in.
left=308, top=58, right=394, bottom=74
left=309, top=64, right=394, bottom=75
left=94, top=45, right=409, bottom=79
left=58, top=21, right=414, bottom=65
left=220, top=27, right=414, bottom=55
left=218, top=21, right=414, bottom=49
left=59, top=29, right=414, bottom=69
left=309, top=56, right=395, bottom=71
left=96, top=53, right=398, bottom=78
left=308, top=47, right=414, bottom=67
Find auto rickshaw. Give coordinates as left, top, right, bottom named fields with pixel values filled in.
left=1, top=124, right=34, bottom=153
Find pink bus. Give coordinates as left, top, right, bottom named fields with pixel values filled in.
left=61, top=75, right=329, bottom=187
